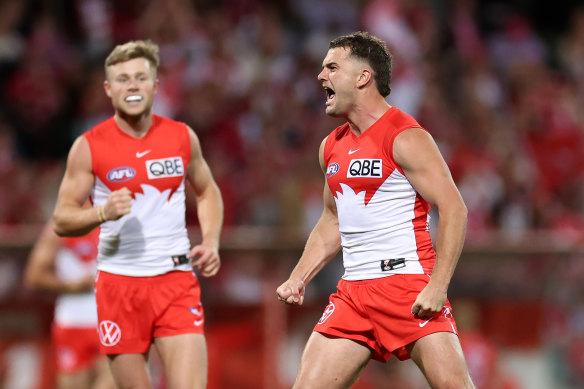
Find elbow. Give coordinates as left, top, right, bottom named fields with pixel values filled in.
left=52, top=214, right=68, bottom=237
left=438, top=197, right=468, bottom=224
left=459, top=200, right=468, bottom=220
left=455, top=198, right=468, bottom=226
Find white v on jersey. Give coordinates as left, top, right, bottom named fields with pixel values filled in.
left=324, top=107, right=436, bottom=281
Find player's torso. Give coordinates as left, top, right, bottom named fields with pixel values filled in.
left=84, top=115, right=192, bottom=276
left=324, top=107, right=435, bottom=280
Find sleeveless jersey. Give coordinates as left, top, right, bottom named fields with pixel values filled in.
left=323, top=106, right=436, bottom=281
left=54, top=229, right=99, bottom=327
left=84, top=115, right=192, bottom=276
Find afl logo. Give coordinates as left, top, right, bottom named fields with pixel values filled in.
left=107, top=166, right=136, bottom=182
left=326, top=163, right=340, bottom=178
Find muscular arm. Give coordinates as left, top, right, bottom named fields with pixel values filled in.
left=23, top=223, right=93, bottom=294
left=53, top=136, right=132, bottom=237
left=276, top=137, right=342, bottom=305
left=186, top=127, right=224, bottom=277
left=52, top=136, right=101, bottom=236
left=393, top=128, right=468, bottom=316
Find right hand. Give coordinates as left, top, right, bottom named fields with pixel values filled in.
left=103, top=187, right=133, bottom=221
left=276, top=278, right=305, bottom=305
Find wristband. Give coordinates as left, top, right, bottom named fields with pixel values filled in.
left=97, top=206, right=106, bottom=223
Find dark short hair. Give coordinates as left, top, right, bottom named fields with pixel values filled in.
left=329, top=31, right=392, bottom=97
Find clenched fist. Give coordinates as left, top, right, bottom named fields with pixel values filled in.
left=103, top=187, right=133, bottom=221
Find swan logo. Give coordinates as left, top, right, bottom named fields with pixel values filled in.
left=318, top=302, right=335, bottom=324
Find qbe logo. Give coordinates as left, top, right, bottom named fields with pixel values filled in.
left=347, top=159, right=382, bottom=178
left=326, top=162, right=340, bottom=178
left=318, top=302, right=335, bottom=324
left=107, top=166, right=136, bottom=182
left=98, top=320, right=121, bottom=347
left=146, top=157, right=184, bottom=179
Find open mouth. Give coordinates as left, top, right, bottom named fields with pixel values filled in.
left=325, top=87, right=335, bottom=104
left=125, top=95, right=143, bottom=102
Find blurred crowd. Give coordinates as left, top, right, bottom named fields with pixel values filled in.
left=1, top=0, right=583, bottom=242
left=1, top=1, right=584, bottom=387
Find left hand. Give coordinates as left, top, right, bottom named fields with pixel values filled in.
left=411, top=282, right=447, bottom=318
left=190, top=244, right=221, bottom=277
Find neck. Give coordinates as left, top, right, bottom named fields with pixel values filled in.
left=114, top=111, right=153, bottom=138
left=346, top=97, right=391, bottom=136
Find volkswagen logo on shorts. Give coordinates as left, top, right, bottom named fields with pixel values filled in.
left=318, top=302, right=335, bottom=324
left=326, top=163, right=340, bottom=178
left=98, top=320, right=121, bottom=346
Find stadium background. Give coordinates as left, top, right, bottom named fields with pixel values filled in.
left=1, top=0, right=583, bottom=388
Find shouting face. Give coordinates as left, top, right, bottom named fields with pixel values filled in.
left=317, top=47, right=365, bottom=118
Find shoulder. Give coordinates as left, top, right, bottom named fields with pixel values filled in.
left=84, top=117, right=115, bottom=140
left=154, top=115, right=191, bottom=147
left=155, top=114, right=189, bottom=132
left=385, top=106, right=424, bottom=133
left=331, top=122, right=351, bottom=141
left=393, top=127, right=438, bottom=169
left=323, top=122, right=350, bottom=152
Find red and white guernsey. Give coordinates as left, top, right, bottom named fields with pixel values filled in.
left=54, top=229, right=99, bottom=327
left=324, top=106, right=436, bottom=281
left=84, top=115, right=192, bottom=276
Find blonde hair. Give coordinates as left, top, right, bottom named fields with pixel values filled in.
left=104, top=40, right=160, bottom=75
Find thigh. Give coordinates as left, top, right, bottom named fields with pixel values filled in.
left=107, top=353, right=153, bottom=389
left=56, top=370, right=91, bottom=389
left=151, top=272, right=204, bottom=338
left=407, top=332, right=475, bottom=388
left=294, top=332, right=372, bottom=389
left=92, top=356, right=116, bottom=389
left=154, top=333, right=207, bottom=389
left=96, top=272, right=153, bottom=354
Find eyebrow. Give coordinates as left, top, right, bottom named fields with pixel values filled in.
left=323, top=61, right=338, bottom=69
left=115, top=71, right=149, bottom=78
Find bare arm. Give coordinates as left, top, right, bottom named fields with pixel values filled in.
left=53, top=136, right=132, bottom=236
left=23, top=223, right=93, bottom=294
left=276, top=137, right=342, bottom=305
left=185, top=127, right=224, bottom=277
left=393, top=128, right=468, bottom=317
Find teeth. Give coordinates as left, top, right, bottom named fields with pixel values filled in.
left=126, top=95, right=142, bottom=102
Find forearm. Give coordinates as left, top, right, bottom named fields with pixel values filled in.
left=289, top=215, right=341, bottom=285
left=53, top=204, right=103, bottom=237
left=27, top=275, right=88, bottom=294
left=196, top=183, right=223, bottom=248
left=430, top=202, right=468, bottom=291
left=25, top=265, right=92, bottom=294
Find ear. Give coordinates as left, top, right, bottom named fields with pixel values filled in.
left=154, top=78, right=159, bottom=95
left=104, top=80, right=111, bottom=98
left=356, top=68, right=372, bottom=89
